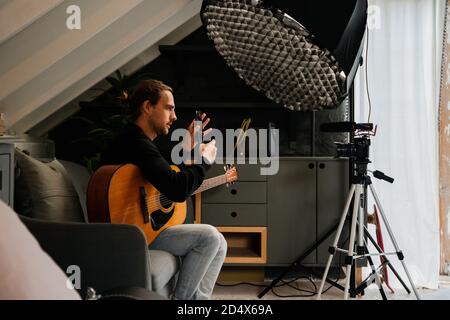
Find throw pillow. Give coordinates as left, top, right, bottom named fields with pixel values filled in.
left=14, top=149, right=85, bottom=222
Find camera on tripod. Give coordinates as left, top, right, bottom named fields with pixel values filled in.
left=321, top=122, right=375, bottom=165
left=317, top=121, right=419, bottom=300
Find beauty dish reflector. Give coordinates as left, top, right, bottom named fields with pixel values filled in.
left=201, top=0, right=367, bottom=111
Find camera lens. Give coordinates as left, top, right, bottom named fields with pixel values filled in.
left=336, top=143, right=355, bottom=158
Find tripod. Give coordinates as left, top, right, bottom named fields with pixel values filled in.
left=258, top=128, right=421, bottom=300
left=317, top=164, right=421, bottom=300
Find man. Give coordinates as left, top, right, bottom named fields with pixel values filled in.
left=101, top=79, right=226, bottom=300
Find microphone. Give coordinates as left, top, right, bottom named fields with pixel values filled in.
left=321, top=122, right=373, bottom=133
left=321, top=122, right=356, bottom=133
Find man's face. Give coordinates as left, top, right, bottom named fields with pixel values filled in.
left=147, top=90, right=176, bottom=136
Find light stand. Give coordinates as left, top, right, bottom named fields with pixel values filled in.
left=258, top=84, right=357, bottom=300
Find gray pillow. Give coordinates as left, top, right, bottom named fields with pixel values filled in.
left=14, top=149, right=85, bottom=222
left=58, top=160, right=92, bottom=222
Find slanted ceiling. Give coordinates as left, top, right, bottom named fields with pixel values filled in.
left=0, top=0, right=203, bottom=135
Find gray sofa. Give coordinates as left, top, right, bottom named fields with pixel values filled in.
left=13, top=148, right=181, bottom=299
left=59, top=159, right=181, bottom=298
left=19, top=214, right=154, bottom=298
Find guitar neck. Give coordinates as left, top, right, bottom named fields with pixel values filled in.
left=193, top=175, right=228, bottom=195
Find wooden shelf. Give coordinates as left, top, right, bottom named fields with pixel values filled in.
left=227, top=248, right=260, bottom=258
left=217, top=226, right=267, bottom=264
left=195, top=193, right=268, bottom=264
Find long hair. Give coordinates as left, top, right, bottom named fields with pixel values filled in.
left=127, top=79, right=173, bottom=122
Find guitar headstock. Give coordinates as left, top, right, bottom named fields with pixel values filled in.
left=224, top=164, right=238, bottom=186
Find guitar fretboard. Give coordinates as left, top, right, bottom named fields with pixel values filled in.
left=193, top=175, right=227, bottom=195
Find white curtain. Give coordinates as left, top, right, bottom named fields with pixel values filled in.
left=354, top=0, right=445, bottom=290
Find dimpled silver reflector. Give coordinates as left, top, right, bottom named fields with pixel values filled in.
left=202, top=0, right=347, bottom=111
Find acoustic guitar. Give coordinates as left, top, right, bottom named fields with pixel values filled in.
left=87, top=164, right=238, bottom=245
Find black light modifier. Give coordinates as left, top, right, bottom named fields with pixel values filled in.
left=201, top=0, right=367, bottom=111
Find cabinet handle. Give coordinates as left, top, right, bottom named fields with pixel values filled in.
left=231, top=189, right=237, bottom=195
left=231, top=212, right=237, bottom=218
left=308, top=163, right=314, bottom=169
left=319, top=163, right=325, bottom=169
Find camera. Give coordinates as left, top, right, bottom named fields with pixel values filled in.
left=334, top=137, right=370, bottom=164
left=320, top=122, right=374, bottom=164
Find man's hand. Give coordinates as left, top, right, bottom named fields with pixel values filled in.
left=183, top=113, right=212, bottom=151
left=201, top=139, right=217, bottom=165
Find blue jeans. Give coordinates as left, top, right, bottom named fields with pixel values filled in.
left=149, top=224, right=227, bottom=300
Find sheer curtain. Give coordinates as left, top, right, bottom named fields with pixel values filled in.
left=354, top=0, right=445, bottom=289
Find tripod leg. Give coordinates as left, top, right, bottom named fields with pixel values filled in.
left=353, top=256, right=388, bottom=300
left=369, top=184, right=421, bottom=300
left=317, top=184, right=357, bottom=299
left=370, top=256, right=388, bottom=300
left=362, top=223, right=411, bottom=293
left=344, top=184, right=362, bottom=300
left=364, top=243, right=387, bottom=300
left=258, top=218, right=342, bottom=298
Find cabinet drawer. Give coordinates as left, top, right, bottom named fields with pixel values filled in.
left=202, top=182, right=266, bottom=203
left=206, top=163, right=267, bottom=181
left=202, top=204, right=267, bottom=226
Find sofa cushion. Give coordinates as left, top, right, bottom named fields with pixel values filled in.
left=59, top=160, right=92, bottom=222
left=14, top=149, right=85, bottom=223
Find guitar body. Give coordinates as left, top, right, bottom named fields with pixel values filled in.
left=87, top=164, right=186, bottom=245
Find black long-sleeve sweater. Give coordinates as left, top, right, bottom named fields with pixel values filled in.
left=101, top=123, right=210, bottom=202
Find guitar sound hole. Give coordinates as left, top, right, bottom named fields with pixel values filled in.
left=231, top=212, right=237, bottom=218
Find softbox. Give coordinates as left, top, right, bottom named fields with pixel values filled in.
left=201, top=0, right=368, bottom=111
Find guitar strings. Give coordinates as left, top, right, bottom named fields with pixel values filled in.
left=115, top=164, right=236, bottom=218
left=109, top=166, right=234, bottom=217
left=126, top=174, right=226, bottom=207
left=115, top=175, right=228, bottom=217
